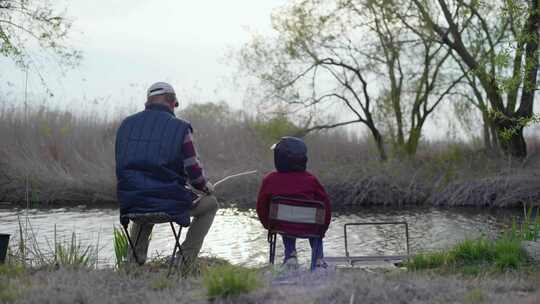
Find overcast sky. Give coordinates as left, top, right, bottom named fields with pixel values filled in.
left=1, top=0, right=287, bottom=114
left=2, top=1, right=538, bottom=139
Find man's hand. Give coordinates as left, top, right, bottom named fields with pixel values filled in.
left=203, top=181, right=214, bottom=195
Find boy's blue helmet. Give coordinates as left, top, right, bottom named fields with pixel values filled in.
left=272, top=136, right=308, bottom=172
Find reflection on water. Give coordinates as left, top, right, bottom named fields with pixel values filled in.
left=0, top=206, right=520, bottom=267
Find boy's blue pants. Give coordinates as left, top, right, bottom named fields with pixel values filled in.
left=282, top=235, right=324, bottom=270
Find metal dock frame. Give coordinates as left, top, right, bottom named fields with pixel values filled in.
left=338, top=221, right=410, bottom=265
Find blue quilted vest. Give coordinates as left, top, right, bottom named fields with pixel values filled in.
left=115, top=104, right=195, bottom=226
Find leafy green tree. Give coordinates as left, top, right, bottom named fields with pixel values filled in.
left=181, top=102, right=240, bottom=126
left=250, top=111, right=302, bottom=144
left=409, top=0, right=540, bottom=157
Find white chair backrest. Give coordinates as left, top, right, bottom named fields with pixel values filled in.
left=269, top=196, right=325, bottom=225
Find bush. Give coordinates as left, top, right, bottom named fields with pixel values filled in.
left=250, top=111, right=302, bottom=144
left=202, top=264, right=261, bottom=299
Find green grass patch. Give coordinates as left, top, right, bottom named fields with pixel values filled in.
left=406, top=252, right=448, bottom=270
left=0, top=264, right=25, bottom=278
left=464, top=288, right=485, bottom=303
left=450, top=238, right=494, bottom=263
left=0, top=281, right=23, bottom=303
left=149, top=275, right=175, bottom=290
left=203, top=264, right=261, bottom=299
left=492, top=238, right=527, bottom=271
left=0, top=264, right=27, bottom=302
left=407, top=236, right=527, bottom=273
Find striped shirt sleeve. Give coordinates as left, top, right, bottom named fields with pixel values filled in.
left=182, top=129, right=208, bottom=191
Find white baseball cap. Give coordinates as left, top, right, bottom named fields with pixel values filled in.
left=147, top=82, right=175, bottom=97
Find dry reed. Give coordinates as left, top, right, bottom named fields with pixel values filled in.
left=2, top=104, right=540, bottom=208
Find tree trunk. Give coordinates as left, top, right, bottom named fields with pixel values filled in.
left=405, top=127, right=422, bottom=157
left=489, top=123, right=500, bottom=154
left=481, top=111, right=493, bottom=151
left=369, top=127, right=387, bottom=161
left=495, top=122, right=527, bottom=158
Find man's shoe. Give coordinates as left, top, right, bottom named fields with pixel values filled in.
left=315, top=258, right=328, bottom=269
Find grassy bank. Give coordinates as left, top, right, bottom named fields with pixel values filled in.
left=407, top=237, right=528, bottom=274
left=2, top=216, right=540, bottom=303
left=2, top=106, right=540, bottom=208
left=407, top=209, right=540, bottom=275
left=1, top=260, right=539, bottom=303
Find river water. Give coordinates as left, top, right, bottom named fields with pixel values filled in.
left=0, top=206, right=521, bottom=267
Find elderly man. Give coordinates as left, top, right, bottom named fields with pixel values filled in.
left=115, top=82, right=218, bottom=266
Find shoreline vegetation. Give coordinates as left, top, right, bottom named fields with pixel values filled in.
left=1, top=106, right=540, bottom=209
left=1, top=212, right=540, bottom=303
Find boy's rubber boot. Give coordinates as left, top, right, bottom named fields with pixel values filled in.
left=284, top=251, right=299, bottom=270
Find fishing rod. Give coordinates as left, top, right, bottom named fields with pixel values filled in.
left=213, top=170, right=258, bottom=188
left=191, top=170, right=258, bottom=197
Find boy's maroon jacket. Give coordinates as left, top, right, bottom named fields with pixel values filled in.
left=256, top=171, right=331, bottom=236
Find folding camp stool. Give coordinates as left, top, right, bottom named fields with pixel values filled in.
left=120, top=212, right=187, bottom=277
left=267, top=196, right=327, bottom=270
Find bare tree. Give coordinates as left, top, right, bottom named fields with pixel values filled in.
left=239, top=0, right=463, bottom=159
left=239, top=0, right=388, bottom=160
left=349, top=0, right=464, bottom=156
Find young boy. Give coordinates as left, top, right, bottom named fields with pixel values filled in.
left=256, top=136, right=331, bottom=270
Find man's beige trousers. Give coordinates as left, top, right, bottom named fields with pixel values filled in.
left=127, top=195, right=218, bottom=264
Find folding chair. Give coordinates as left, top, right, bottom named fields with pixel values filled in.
left=120, top=212, right=187, bottom=277
left=267, top=196, right=327, bottom=270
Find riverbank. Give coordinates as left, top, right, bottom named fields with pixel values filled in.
left=2, top=262, right=540, bottom=303
left=3, top=166, right=540, bottom=209
left=2, top=210, right=540, bottom=303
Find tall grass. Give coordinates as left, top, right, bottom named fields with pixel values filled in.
left=54, top=230, right=98, bottom=268
left=508, top=207, right=540, bottom=241
left=9, top=216, right=99, bottom=269
left=0, top=104, right=370, bottom=206
left=2, top=103, right=540, bottom=207
left=113, top=226, right=128, bottom=267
